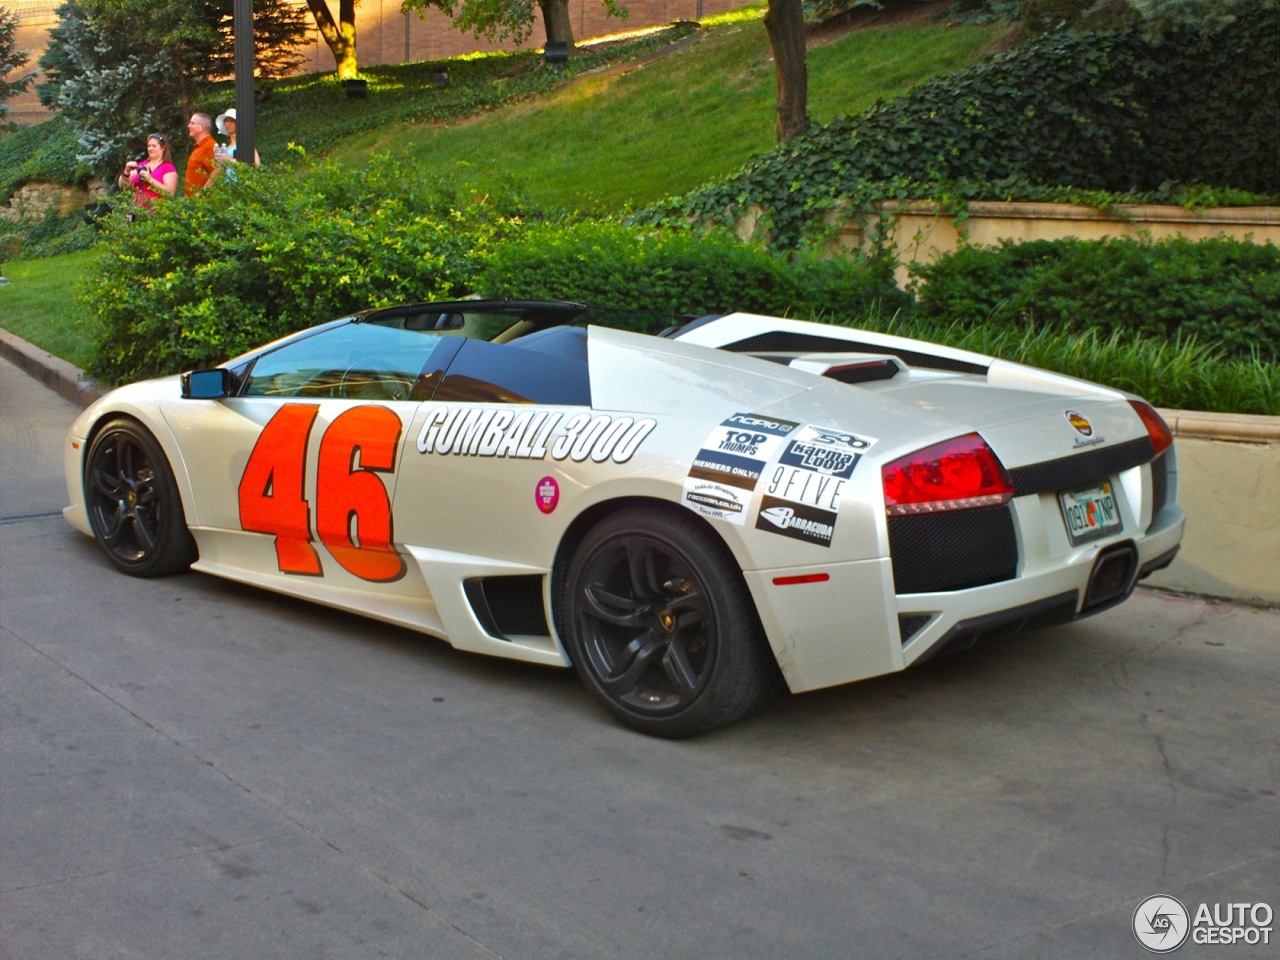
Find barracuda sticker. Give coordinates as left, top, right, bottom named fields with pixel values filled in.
left=417, top=408, right=656, bottom=464
left=683, top=412, right=799, bottom=524
left=756, top=497, right=839, bottom=548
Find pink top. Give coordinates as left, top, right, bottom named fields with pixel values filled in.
left=130, top=161, right=177, bottom=207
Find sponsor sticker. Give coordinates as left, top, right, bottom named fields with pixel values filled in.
left=763, top=465, right=846, bottom=512
left=779, top=425, right=874, bottom=479
left=755, top=495, right=839, bottom=548
left=682, top=478, right=752, bottom=525
left=535, top=475, right=560, bottom=514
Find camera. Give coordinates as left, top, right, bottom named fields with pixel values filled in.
left=136, top=164, right=149, bottom=179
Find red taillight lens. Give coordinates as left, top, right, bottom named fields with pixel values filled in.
left=882, top=433, right=1015, bottom=516
left=1129, top=400, right=1173, bottom=457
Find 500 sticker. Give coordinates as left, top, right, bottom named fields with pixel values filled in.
left=238, top=404, right=406, bottom=583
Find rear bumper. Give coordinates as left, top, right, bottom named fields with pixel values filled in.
left=896, top=510, right=1184, bottom=668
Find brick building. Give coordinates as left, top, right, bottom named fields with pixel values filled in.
left=3, top=0, right=739, bottom=125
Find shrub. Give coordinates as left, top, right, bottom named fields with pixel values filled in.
left=910, top=235, right=1280, bottom=363
left=476, top=220, right=912, bottom=333
left=0, top=205, right=99, bottom=260
left=84, top=157, right=532, bottom=384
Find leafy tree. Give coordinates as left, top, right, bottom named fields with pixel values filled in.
left=1, top=4, right=36, bottom=121
left=38, top=0, right=203, bottom=173
left=401, top=0, right=627, bottom=54
left=38, top=0, right=304, bottom=176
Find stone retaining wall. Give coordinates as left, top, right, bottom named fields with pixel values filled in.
left=827, top=201, right=1280, bottom=286
left=0, top=182, right=94, bottom=223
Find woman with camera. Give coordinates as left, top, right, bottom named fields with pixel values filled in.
left=117, top=133, right=178, bottom=209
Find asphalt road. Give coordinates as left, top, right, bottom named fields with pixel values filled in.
left=2, top=355, right=1277, bottom=960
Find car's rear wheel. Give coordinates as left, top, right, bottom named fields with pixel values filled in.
left=562, top=506, right=780, bottom=738
left=84, top=419, right=196, bottom=577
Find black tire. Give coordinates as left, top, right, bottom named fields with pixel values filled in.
left=83, top=418, right=197, bottom=577
left=562, top=506, right=781, bottom=738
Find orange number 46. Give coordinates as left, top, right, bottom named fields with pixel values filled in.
left=238, top=404, right=407, bottom=583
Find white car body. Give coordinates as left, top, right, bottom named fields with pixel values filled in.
left=65, top=304, right=1184, bottom=735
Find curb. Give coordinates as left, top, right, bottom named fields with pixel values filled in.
left=0, top=328, right=106, bottom=408
left=1156, top=407, right=1280, bottom=444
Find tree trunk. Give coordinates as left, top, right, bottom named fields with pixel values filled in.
left=764, top=0, right=808, bottom=142
left=305, top=0, right=358, bottom=79
left=539, top=0, right=575, bottom=50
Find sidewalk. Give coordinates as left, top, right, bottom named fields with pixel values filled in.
left=3, top=325, right=1277, bottom=606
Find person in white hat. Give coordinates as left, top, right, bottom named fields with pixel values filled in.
left=212, top=108, right=260, bottom=179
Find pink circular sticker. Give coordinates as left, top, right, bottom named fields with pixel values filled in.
left=535, top=476, right=560, bottom=514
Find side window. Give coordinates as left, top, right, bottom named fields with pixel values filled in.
left=242, top=321, right=449, bottom=401
left=433, top=328, right=591, bottom=405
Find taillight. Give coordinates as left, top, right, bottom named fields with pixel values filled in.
left=1129, top=400, right=1173, bottom=457
left=883, top=433, right=1015, bottom=516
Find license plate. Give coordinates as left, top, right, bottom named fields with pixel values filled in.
left=1059, top=481, right=1122, bottom=545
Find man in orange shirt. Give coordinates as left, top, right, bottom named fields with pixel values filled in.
left=184, top=113, right=217, bottom=195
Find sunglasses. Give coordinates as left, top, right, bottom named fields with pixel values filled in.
left=148, top=134, right=166, bottom=142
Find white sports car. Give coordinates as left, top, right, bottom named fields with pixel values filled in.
left=64, top=300, right=1184, bottom=737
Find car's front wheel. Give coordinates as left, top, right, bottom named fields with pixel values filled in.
left=562, top=506, right=781, bottom=738
left=84, top=418, right=196, bottom=577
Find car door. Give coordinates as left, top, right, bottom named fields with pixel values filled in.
left=161, top=317, right=452, bottom=600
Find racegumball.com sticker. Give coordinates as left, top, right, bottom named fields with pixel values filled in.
left=535, top=476, right=560, bottom=514
left=1132, top=895, right=1272, bottom=952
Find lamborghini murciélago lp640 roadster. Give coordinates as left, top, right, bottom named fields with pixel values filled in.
left=65, top=300, right=1184, bottom=737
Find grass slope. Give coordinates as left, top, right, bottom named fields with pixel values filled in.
left=325, top=14, right=1005, bottom=211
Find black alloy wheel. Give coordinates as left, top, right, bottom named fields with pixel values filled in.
left=84, top=419, right=196, bottom=577
left=563, top=506, right=780, bottom=738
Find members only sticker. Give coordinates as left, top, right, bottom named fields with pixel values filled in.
left=683, top=413, right=799, bottom=525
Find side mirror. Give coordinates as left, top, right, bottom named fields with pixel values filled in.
left=181, top=368, right=232, bottom=399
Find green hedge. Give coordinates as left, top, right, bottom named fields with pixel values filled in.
left=476, top=220, right=911, bottom=332
left=0, top=115, right=91, bottom=203
left=641, top=0, right=1279, bottom=247
left=81, top=169, right=1277, bottom=415
left=83, top=158, right=531, bottom=384
left=910, top=236, right=1280, bottom=363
